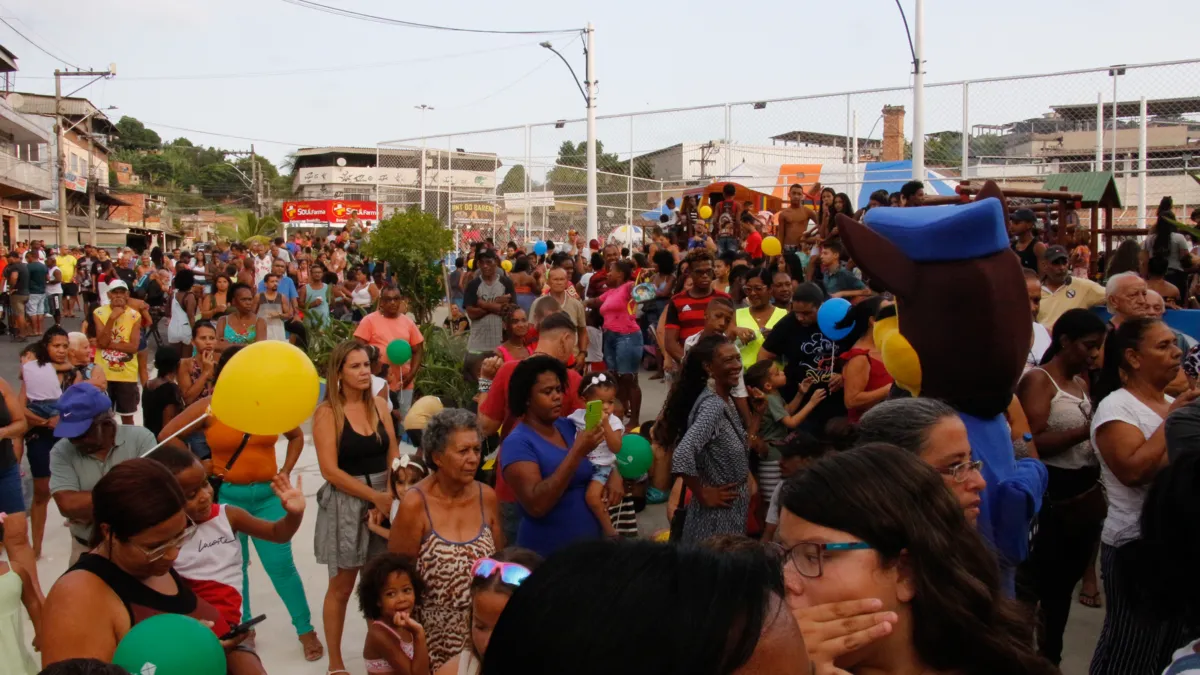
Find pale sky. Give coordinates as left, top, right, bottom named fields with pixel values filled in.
left=7, top=0, right=1200, bottom=167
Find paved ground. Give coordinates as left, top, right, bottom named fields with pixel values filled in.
left=10, top=316, right=1104, bottom=674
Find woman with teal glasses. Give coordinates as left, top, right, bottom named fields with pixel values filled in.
left=777, top=444, right=1054, bottom=675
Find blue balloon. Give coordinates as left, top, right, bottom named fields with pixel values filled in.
left=533, top=241, right=548, bottom=256
left=817, top=298, right=854, bottom=340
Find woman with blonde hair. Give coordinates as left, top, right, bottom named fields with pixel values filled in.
left=313, top=339, right=399, bottom=675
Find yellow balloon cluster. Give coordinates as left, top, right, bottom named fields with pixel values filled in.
left=212, top=341, right=320, bottom=436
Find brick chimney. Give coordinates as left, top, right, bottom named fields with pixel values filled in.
left=882, top=105, right=906, bottom=162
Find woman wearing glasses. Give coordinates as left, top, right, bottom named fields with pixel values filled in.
left=39, top=459, right=239, bottom=667
left=435, top=548, right=542, bottom=675
left=777, top=444, right=1054, bottom=675
left=856, top=398, right=986, bottom=524
left=1015, top=308, right=1107, bottom=666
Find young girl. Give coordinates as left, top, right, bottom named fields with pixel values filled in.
left=0, top=515, right=41, bottom=675
left=435, top=548, right=543, bottom=675
left=565, top=373, right=625, bottom=537
left=357, top=553, right=430, bottom=675
left=367, top=455, right=427, bottom=539
left=146, top=445, right=307, bottom=675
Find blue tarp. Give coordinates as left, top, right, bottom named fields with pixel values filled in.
left=857, top=160, right=956, bottom=209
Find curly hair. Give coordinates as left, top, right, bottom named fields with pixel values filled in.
left=654, top=334, right=728, bottom=450
left=782, top=444, right=1055, bottom=675
left=501, top=303, right=527, bottom=341
left=421, top=408, right=479, bottom=468
left=684, top=247, right=715, bottom=268
left=508, top=355, right=568, bottom=418
left=356, top=553, right=426, bottom=621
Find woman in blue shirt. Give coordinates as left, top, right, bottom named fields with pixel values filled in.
left=499, top=355, right=605, bottom=556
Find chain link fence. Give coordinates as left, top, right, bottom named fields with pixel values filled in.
left=378, top=58, right=1200, bottom=254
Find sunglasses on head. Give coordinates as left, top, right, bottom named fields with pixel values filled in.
left=471, top=557, right=531, bottom=587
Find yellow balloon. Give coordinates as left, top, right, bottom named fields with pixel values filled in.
left=501, top=259, right=513, bottom=272
left=467, top=258, right=474, bottom=269
left=761, top=236, right=782, bottom=257
left=211, top=341, right=320, bottom=436
left=698, top=205, right=713, bottom=220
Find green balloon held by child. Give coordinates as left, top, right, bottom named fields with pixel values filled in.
left=386, top=339, right=412, bottom=366
left=113, top=614, right=226, bottom=675
left=616, top=434, right=653, bottom=479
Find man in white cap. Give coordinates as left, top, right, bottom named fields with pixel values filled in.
left=91, top=279, right=141, bottom=425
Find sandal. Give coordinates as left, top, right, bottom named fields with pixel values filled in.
left=1078, top=590, right=1103, bottom=608
left=301, top=631, right=325, bottom=662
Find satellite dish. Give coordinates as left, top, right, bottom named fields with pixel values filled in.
left=6, top=93, right=24, bottom=109
left=336, top=157, right=347, bottom=167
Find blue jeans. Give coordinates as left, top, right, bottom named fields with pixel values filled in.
left=603, top=330, right=644, bottom=374
left=0, top=463, right=24, bottom=514
left=717, top=236, right=739, bottom=255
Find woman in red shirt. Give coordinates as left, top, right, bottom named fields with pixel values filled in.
left=836, top=296, right=894, bottom=424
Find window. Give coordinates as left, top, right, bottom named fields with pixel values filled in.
left=70, top=154, right=78, bottom=174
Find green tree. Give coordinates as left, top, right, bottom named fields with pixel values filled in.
left=113, top=116, right=162, bottom=152
left=544, top=140, right=654, bottom=209
left=498, top=164, right=527, bottom=194
left=361, top=209, right=454, bottom=324
left=216, top=212, right=280, bottom=243
left=919, top=132, right=1007, bottom=166
left=132, top=153, right=174, bottom=184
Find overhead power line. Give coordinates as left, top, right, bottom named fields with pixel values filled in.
left=135, top=121, right=316, bottom=148
left=278, top=0, right=580, bottom=35
left=0, top=16, right=80, bottom=69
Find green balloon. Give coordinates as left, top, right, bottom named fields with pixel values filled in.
left=113, top=613, right=225, bottom=675
left=616, top=434, right=653, bottom=479
left=386, top=339, right=413, bottom=366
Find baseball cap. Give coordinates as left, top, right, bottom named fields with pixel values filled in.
left=1012, top=208, right=1036, bottom=223
left=106, top=279, right=129, bottom=292
left=54, top=383, right=113, bottom=438
left=1043, top=245, right=1068, bottom=263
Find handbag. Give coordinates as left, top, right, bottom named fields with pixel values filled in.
left=668, top=484, right=689, bottom=542
left=208, top=433, right=252, bottom=502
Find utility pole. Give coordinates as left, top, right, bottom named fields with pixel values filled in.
left=910, top=0, right=926, bottom=185
left=53, top=66, right=116, bottom=247
left=87, top=133, right=96, bottom=246
left=584, top=21, right=598, bottom=244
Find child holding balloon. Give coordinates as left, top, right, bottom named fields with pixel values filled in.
left=565, top=372, right=625, bottom=537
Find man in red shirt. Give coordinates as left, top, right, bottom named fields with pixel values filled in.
left=741, top=212, right=763, bottom=261
left=663, top=248, right=730, bottom=368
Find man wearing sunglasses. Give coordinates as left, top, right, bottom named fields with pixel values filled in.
left=48, top=383, right=157, bottom=564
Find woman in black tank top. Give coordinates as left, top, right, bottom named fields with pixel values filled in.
left=40, top=459, right=234, bottom=666
left=313, top=340, right=399, bottom=675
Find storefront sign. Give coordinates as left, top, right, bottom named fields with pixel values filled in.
left=452, top=202, right=496, bottom=226
left=282, top=200, right=379, bottom=225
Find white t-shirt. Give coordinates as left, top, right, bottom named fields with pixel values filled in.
left=1090, top=387, right=1171, bottom=547
left=45, top=265, right=63, bottom=295
left=1164, top=638, right=1200, bottom=674
left=683, top=331, right=748, bottom=398
left=1026, top=321, right=1052, bottom=371
left=371, top=375, right=394, bottom=412
left=566, top=407, right=624, bottom=466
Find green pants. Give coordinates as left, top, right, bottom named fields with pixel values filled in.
left=219, top=481, right=314, bottom=635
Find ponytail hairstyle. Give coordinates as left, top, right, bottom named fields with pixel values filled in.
left=834, top=295, right=885, bottom=345
left=1152, top=195, right=1176, bottom=260
left=1038, top=308, right=1107, bottom=367
left=654, top=334, right=729, bottom=450
left=1094, top=317, right=1163, bottom=405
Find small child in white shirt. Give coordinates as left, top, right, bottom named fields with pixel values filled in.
left=567, top=372, right=625, bottom=536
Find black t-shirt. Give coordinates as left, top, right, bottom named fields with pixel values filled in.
left=760, top=313, right=847, bottom=431
left=141, top=380, right=182, bottom=438
left=6, top=262, right=28, bottom=295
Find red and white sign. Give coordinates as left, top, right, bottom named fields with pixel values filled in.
left=281, top=200, right=379, bottom=225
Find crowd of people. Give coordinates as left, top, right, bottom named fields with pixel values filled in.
left=1, top=185, right=1200, bottom=675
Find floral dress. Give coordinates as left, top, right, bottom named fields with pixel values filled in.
left=669, top=387, right=750, bottom=544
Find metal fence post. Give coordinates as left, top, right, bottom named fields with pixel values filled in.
left=961, top=82, right=970, bottom=179
left=724, top=103, right=731, bottom=177
left=524, top=125, right=531, bottom=243
left=1095, top=92, right=1104, bottom=171
left=628, top=115, right=634, bottom=228
left=1138, top=97, right=1148, bottom=227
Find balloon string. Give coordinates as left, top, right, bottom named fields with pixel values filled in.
left=141, top=411, right=212, bottom=458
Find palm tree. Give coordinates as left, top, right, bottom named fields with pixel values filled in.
left=216, top=211, right=280, bottom=243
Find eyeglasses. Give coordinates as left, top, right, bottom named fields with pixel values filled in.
left=934, top=459, right=984, bottom=483
left=692, top=267, right=714, bottom=277
left=769, top=540, right=873, bottom=579
left=133, top=518, right=197, bottom=562
left=471, top=557, right=532, bottom=587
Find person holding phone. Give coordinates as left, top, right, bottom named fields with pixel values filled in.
left=566, top=373, right=625, bottom=537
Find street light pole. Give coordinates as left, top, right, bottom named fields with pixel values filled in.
left=910, top=0, right=925, bottom=184
left=53, top=66, right=116, bottom=247
left=542, top=24, right=598, bottom=244
left=585, top=22, right=597, bottom=245
left=415, top=104, right=433, bottom=213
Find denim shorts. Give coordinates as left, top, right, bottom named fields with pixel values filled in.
left=603, top=330, right=643, bottom=375
left=0, top=463, right=25, bottom=514
left=591, top=463, right=614, bottom=485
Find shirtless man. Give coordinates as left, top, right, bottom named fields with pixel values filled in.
left=777, top=183, right=819, bottom=281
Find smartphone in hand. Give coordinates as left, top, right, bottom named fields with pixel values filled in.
left=584, top=400, right=603, bottom=431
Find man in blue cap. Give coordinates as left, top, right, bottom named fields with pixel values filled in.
left=47, top=383, right=156, bottom=564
